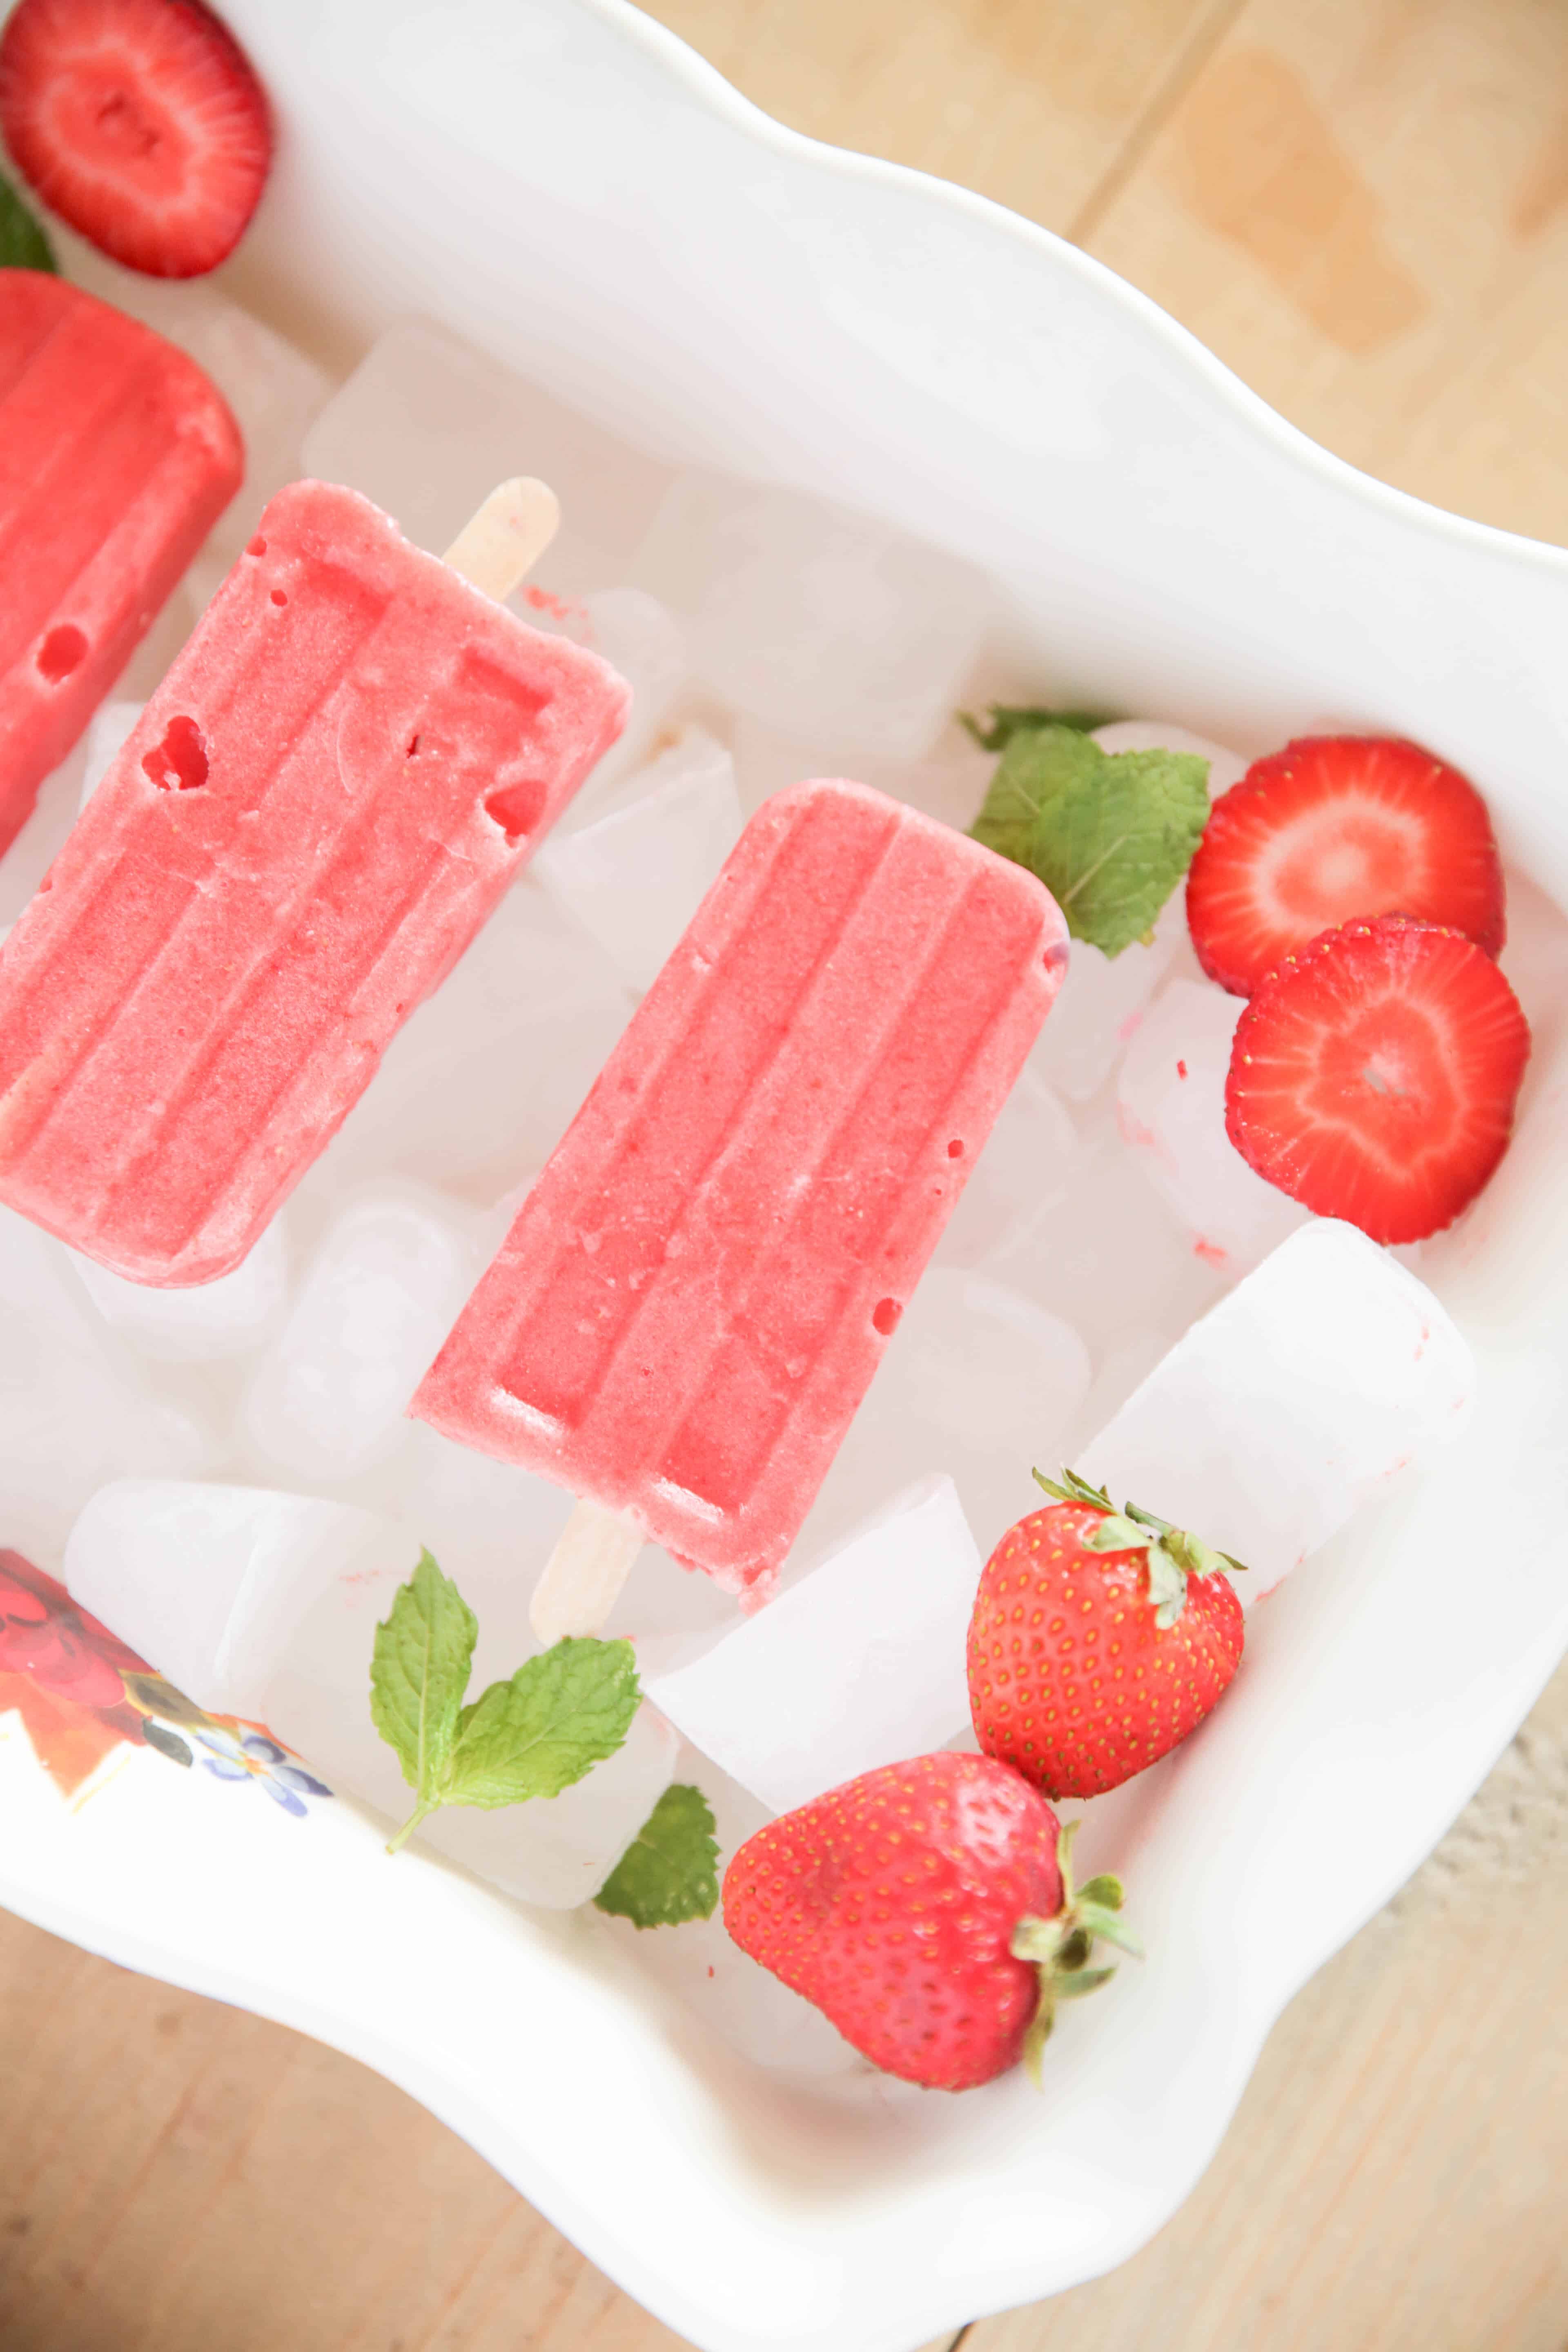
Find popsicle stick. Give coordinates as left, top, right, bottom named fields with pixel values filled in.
left=530, top=1499, right=644, bottom=1645
left=442, top=477, right=561, bottom=602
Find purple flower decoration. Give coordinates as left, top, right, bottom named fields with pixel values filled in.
left=194, top=1725, right=332, bottom=1817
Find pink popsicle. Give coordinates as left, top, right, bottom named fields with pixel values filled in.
left=0, top=478, right=628, bottom=1284
left=414, top=779, right=1068, bottom=1605
left=0, top=269, right=243, bottom=856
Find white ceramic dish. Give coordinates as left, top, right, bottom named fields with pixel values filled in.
left=4, top=4, right=1568, bottom=2348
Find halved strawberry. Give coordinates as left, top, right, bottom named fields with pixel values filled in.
left=0, top=0, right=270, bottom=278
left=1226, top=914, right=1530, bottom=1244
left=1187, top=736, right=1505, bottom=996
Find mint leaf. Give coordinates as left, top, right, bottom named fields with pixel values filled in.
left=971, top=723, right=1209, bottom=958
left=0, top=171, right=55, bottom=273
left=593, top=1783, right=719, bottom=1928
left=960, top=704, right=1114, bottom=753
left=444, top=1635, right=640, bottom=1809
left=371, top=1549, right=476, bottom=1849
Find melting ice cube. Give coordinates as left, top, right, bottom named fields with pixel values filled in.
left=1078, top=1219, right=1476, bottom=1601
left=633, top=473, right=991, bottom=760
left=240, top=1189, right=484, bottom=1482
left=301, top=318, right=674, bottom=593
left=535, top=724, right=742, bottom=992
left=1118, top=976, right=1308, bottom=1277
left=71, top=1214, right=288, bottom=1363
left=645, top=1476, right=982, bottom=1813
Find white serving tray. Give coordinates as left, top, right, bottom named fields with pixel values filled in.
left=3, top=4, right=1568, bottom=2348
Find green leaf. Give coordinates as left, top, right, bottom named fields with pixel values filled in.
left=0, top=170, right=56, bottom=273
left=970, top=724, right=1210, bottom=958
left=960, top=703, right=1115, bottom=753
left=371, top=1550, right=476, bottom=1844
left=444, top=1636, right=640, bottom=1809
left=140, top=1718, right=194, bottom=1768
left=593, top=1782, right=719, bottom=1928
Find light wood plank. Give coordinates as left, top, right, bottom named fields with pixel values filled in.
left=1081, top=0, right=1568, bottom=541
left=965, top=1655, right=1568, bottom=2352
left=638, top=0, right=1245, bottom=234
left=0, top=1897, right=960, bottom=2351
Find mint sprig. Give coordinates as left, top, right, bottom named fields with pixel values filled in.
left=970, top=722, right=1209, bottom=958
left=960, top=704, right=1114, bottom=752
left=0, top=170, right=56, bottom=273
left=594, top=1783, right=719, bottom=1928
left=370, top=1550, right=640, bottom=1853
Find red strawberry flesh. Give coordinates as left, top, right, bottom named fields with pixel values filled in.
left=0, top=0, right=271, bottom=277
left=1187, top=736, right=1504, bottom=996
left=723, top=1752, right=1065, bottom=2090
left=1226, top=913, right=1530, bottom=1244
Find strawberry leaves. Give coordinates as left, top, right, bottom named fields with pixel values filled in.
left=970, top=722, right=1209, bottom=958
left=370, top=1550, right=640, bottom=1853
left=1010, top=1820, right=1143, bottom=2084
left=1033, top=1466, right=1247, bottom=1629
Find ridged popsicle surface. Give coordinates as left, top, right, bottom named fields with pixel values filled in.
left=415, top=780, right=1067, bottom=1599
left=0, top=269, right=243, bottom=853
left=0, top=479, right=629, bottom=1283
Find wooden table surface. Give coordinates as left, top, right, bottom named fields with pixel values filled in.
left=4, top=3, right=1568, bottom=2348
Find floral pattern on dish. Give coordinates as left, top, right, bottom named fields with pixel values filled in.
left=0, top=1548, right=331, bottom=1811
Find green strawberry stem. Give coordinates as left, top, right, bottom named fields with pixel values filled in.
left=1011, top=1818, right=1143, bottom=2085
left=1033, top=1465, right=1249, bottom=1629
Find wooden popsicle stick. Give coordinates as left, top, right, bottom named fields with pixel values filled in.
left=530, top=1499, right=645, bottom=1645
left=442, top=477, right=561, bottom=602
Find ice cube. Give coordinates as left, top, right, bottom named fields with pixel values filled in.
left=593, top=1754, right=869, bottom=2078
left=310, top=883, right=632, bottom=1204
left=632, top=473, right=992, bottom=760
left=1029, top=904, right=1185, bottom=1104
left=534, top=725, right=742, bottom=991
left=988, top=1120, right=1229, bottom=1362
left=1118, top=976, right=1310, bottom=1276
left=301, top=319, right=674, bottom=594
left=65, top=1477, right=679, bottom=1908
left=510, top=588, right=689, bottom=811
left=64, top=1479, right=376, bottom=1711
left=78, top=702, right=144, bottom=811
left=936, top=1063, right=1078, bottom=1268
left=1078, top=1219, right=1475, bottom=1601
left=645, top=1476, right=981, bottom=1813
left=69, top=1213, right=288, bottom=1363
left=240, top=1189, right=483, bottom=1482
left=728, top=711, right=993, bottom=831
left=0, top=1212, right=210, bottom=1557
left=803, top=1270, right=1090, bottom=1561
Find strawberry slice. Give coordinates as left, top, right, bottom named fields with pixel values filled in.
left=0, top=0, right=270, bottom=278
left=1226, top=914, right=1530, bottom=1244
left=1187, top=736, right=1505, bottom=996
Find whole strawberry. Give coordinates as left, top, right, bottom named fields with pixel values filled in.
left=968, top=1468, right=1245, bottom=1800
left=723, top=1751, right=1137, bottom=2090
